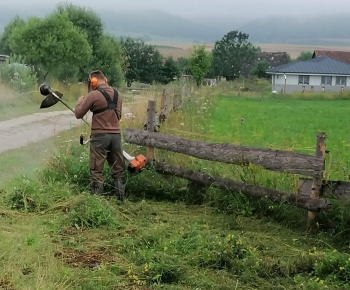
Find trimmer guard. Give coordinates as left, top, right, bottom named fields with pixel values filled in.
left=39, top=91, right=63, bottom=109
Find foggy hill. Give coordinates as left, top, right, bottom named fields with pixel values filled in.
left=1, top=7, right=350, bottom=46
left=101, top=9, right=225, bottom=42
left=238, top=14, right=350, bottom=45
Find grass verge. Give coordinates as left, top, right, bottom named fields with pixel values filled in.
left=1, top=80, right=350, bottom=289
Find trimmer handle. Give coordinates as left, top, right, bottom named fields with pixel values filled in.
left=79, top=134, right=90, bottom=145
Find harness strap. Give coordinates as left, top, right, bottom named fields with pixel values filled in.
left=93, top=88, right=118, bottom=115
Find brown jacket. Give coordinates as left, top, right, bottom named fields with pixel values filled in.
left=74, top=83, right=122, bottom=134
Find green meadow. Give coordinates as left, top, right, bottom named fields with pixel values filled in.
left=1, top=82, right=350, bottom=290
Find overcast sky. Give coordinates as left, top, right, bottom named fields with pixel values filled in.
left=3, top=0, right=350, bottom=21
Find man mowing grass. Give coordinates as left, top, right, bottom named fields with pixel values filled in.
left=74, top=70, right=125, bottom=202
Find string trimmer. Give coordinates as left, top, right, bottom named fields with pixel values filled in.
left=38, top=84, right=146, bottom=174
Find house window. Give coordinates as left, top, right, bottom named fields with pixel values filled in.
left=298, top=75, right=310, bottom=85
left=336, top=76, right=347, bottom=86
left=321, top=76, right=332, bottom=85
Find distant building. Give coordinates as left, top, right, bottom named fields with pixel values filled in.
left=312, top=50, right=350, bottom=64
left=266, top=56, right=350, bottom=93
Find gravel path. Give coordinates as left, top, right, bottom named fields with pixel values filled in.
left=0, top=110, right=93, bottom=154
left=0, top=93, right=150, bottom=155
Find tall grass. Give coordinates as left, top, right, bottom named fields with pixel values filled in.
left=2, top=78, right=350, bottom=289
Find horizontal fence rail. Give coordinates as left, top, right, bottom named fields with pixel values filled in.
left=124, top=128, right=324, bottom=177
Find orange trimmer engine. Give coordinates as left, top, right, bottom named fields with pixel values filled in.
left=124, top=152, right=147, bottom=173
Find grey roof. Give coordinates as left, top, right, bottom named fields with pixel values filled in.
left=266, top=56, right=350, bottom=75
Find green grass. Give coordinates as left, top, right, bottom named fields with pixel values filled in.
left=2, top=81, right=350, bottom=289
left=0, top=137, right=55, bottom=187
left=209, top=96, right=350, bottom=181
left=0, top=126, right=83, bottom=187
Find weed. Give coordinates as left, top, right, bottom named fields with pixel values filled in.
left=65, top=194, right=118, bottom=229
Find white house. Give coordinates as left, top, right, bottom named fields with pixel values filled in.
left=266, top=56, right=350, bottom=93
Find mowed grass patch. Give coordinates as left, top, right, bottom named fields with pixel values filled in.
left=1, top=180, right=348, bottom=290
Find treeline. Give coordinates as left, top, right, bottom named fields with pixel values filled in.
left=0, top=3, right=307, bottom=90
left=0, top=3, right=184, bottom=88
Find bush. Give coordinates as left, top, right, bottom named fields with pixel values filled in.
left=0, top=55, right=37, bottom=92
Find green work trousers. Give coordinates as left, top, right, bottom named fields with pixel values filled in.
left=89, top=133, right=124, bottom=185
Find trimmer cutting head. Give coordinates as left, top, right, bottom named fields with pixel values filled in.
left=39, top=84, right=64, bottom=109
left=39, top=84, right=51, bottom=96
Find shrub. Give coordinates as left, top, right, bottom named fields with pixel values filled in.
left=0, top=55, right=37, bottom=92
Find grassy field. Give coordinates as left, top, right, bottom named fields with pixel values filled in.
left=0, top=80, right=88, bottom=121
left=155, top=42, right=350, bottom=59
left=1, top=80, right=350, bottom=289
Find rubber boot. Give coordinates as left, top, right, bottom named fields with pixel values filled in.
left=114, top=179, right=125, bottom=203
left=91, top=182, right=105, bottom=195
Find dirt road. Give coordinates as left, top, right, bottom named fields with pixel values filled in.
left=0, top=110, right=93, bottom=154
left=0, top=93, right=149, bottom=155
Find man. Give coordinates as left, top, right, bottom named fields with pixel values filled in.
left=74, top=70, right=125, bottom=202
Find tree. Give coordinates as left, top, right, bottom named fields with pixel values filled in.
left=8, top=13, right=92, bottom=82
left=120, top=37, right=144, bottom=87
left=250, top=59, right=270, bottom=78
left=159, top=56, right=181, bottom=84
left=0, top=15, right=25, bottom=55
left=176, top=57, right=191, bottom=75
left=138, top=44, right=163, bottom=85
left=211, top=30, right=259, bottom=78
left=54, top=3, right=105, bottom=81
left=188, top=44, right=212, bottom=86
left=120, top=37, right=163, bottom=87
left=296, top=51, right=313, bottom=61
left=91, top=34, right=124, bottom=87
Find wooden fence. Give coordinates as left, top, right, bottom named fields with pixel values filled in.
left=124, top=85, right=345, bottom=232
left=143, top=83, right=190, bottom=132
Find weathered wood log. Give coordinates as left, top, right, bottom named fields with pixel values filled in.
left=147, top=160, right=331, bottom=212
left=124, top=129, right=324, bottom=176
left=298, top=178, right=350, bottom=201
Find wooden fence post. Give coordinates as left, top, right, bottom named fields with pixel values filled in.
left=160, top=88, right=172, bottom=122
left=159, top=89, right=166, bottom=124
left=164, top=88, right=171, bottom=116
left=307, top=132, right=327, bottom=233
left=173, top=93, right=181, bottom=111
left=146, top=100, right=156, bottom=160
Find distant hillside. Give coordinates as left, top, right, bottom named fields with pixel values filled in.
left=238, top=15, right=350, bottom=45
left=171, top=13, right=350, bottom=46
left=1, top=7, right=350, bottom=47
left=101, top=9, right=225, bottom=43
